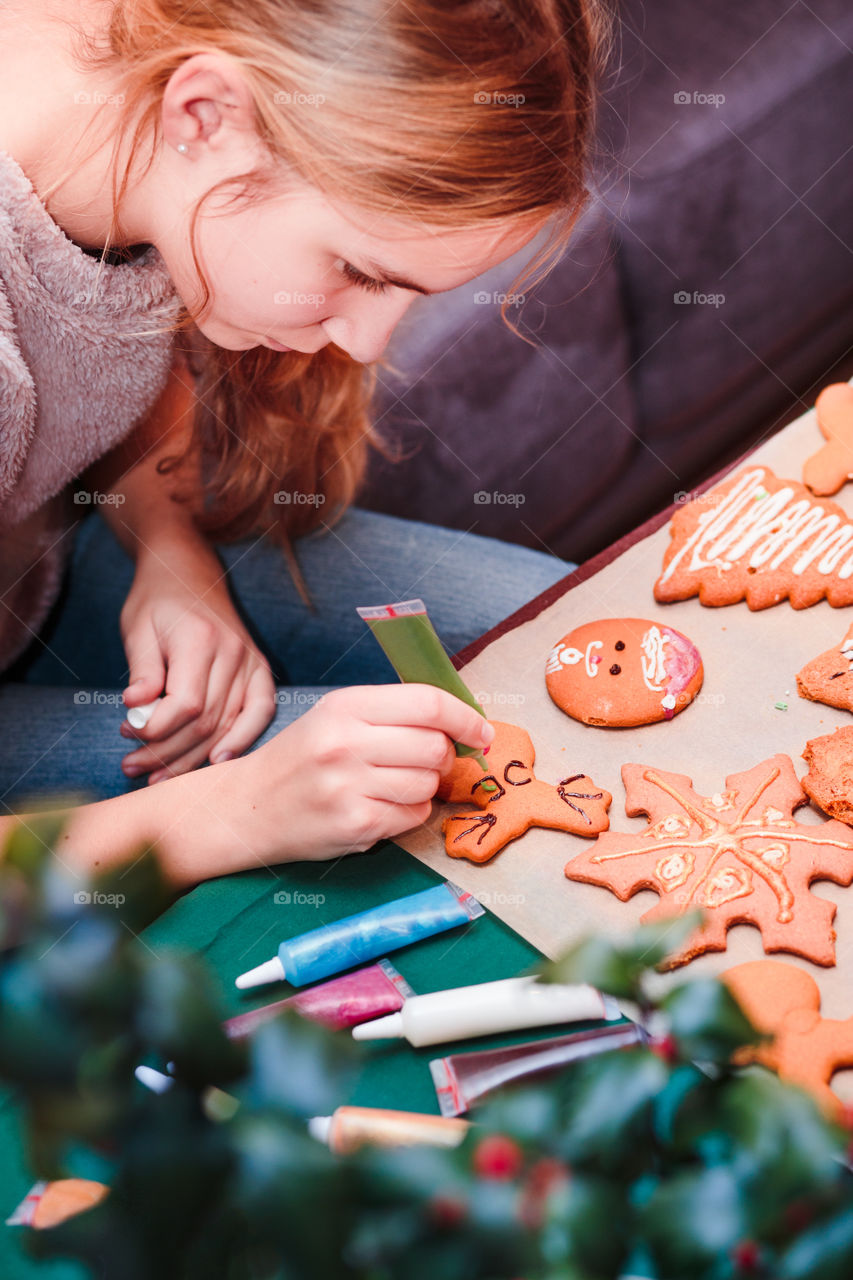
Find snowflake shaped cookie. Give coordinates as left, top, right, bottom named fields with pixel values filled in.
left=564, top=755, right=853, bottom=968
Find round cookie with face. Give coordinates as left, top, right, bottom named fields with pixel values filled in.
left=545, top=618, right=704, bottom=727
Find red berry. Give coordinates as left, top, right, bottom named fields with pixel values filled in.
left=472, top=1134, right=524, bottom=1180
left=429, top=1194, right=467, bottom=1229
left=732, top=1240, right=761, bottom=1272
left=649, top=1033, right=679, bottom=1065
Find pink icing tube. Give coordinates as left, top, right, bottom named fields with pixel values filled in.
left=430, top=1021, right=645, bottom=1117
left=224, top=959, right=415, bottom=1039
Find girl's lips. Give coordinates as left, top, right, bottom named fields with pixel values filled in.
left=265, top=338, right=292, bottom=352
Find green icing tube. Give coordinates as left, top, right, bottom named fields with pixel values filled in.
left=357, top=599, right=492, bottom=776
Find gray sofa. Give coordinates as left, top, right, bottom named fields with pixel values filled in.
left=360, top=0, right=853, bottom=564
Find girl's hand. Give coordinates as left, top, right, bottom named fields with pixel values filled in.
left=225, top=684, right=495, bottom=863
left=119, top=546, right=276, bottom=782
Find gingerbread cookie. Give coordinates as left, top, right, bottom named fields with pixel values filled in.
left=802, top=725, right=853, bottom=825
left=654, top=466, right=853, bottom=610
left=724, top=959, right=853, bottom=1115
left=438, top=720, right=611, bottom=864
left=545, top=618, right=703, bottom=727
left=802, top=382, right=853, bottom=496
left=796, top=624, right=853, bottom=714
left=564, top=755, right=853, bottom=969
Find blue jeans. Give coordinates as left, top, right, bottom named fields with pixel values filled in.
left=0, top=510, right=572, bottom=806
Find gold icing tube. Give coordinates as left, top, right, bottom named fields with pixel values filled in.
left=308, top=1105, right=470, bottom=1155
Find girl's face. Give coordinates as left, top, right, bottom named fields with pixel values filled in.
left=127, top=54, right=546, bottom=364
left=155, top=181, right=543, bottom=364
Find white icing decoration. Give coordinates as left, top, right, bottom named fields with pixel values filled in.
left=584, top=640, right=603, bottom=678
left=659, top=468, right=853, bottom=583
left=661, top=693, right=677, bottom=710
left=640, top=626, right=668, bottom=692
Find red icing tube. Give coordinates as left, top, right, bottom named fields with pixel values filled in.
left=429, top=1021, right=645, bottom=1117
left=224, top=959, right=414, bottom=1039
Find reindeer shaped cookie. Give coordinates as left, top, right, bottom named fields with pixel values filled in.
left=437, top=720, right=611, bottom=864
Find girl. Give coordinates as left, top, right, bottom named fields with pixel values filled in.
left=0, top=0, right=605, bottom=887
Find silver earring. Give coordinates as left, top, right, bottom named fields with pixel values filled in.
left=176, top=142, right=188, bottom=155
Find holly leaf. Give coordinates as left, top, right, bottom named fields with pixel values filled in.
left=541, top=914, right=703, bottom=1000
left=661, top=978, right=765, bottom=1063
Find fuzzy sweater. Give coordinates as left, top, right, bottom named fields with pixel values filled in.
left=0, top=149, right=182, bottom=672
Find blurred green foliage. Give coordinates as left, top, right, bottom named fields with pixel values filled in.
left=1, top=818, right=853, bottom=1279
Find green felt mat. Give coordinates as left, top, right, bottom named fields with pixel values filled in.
left=0, top=842, right=543, bottom=1279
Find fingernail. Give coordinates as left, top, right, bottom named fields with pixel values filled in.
left=481, top=721, right=495, bottom=745
left=123, top=764, right=142, bottom=778
left=148, top=771, right=166, bottom=785
left=210, top=751, right=235, bottom=765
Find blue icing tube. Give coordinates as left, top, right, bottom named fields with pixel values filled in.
left=235, top=883, right=484, bottom=989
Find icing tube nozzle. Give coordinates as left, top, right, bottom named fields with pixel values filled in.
left=125, top=697, right=163, bottom=730
left=235, top=956, right=286, bottom=990
left=352, top=1011, right=404, bottom=1040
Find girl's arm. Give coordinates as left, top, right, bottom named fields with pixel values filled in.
left=84, top=352, right=277, bottom=782
left=0, top=686, right=495, bottom=891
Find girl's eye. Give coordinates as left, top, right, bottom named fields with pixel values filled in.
left=340, top=261, right=388, bottom=295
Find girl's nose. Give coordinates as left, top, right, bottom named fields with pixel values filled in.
left=321, top=290, right=418, bottom=364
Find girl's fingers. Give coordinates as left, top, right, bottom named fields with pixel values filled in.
left=141, top=628, right=218, bottom=740
left=208, top=665, right=277, bottom=763
left=363, top=765, right=442, bottom=806
left=147, top=739, right=218, bottom=785
left=347, top=725, right=457, bottom=773
left=339, top=684, right=494, bottom=751
left=122, top=621, right=166, bottom=710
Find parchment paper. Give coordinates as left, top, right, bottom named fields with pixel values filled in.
left=397, top=396, right=853, bottom=1044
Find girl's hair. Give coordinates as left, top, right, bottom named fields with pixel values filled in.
left=74, top=0, right=609, bottom=547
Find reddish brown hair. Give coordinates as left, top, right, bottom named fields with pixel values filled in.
left=77, top=0, right=609, bottom=545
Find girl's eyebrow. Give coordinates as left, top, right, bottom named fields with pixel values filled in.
left=364, top=258, right=433, bottom=295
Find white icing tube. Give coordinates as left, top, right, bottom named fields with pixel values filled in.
left=352, top=975, right=619, bottom=1047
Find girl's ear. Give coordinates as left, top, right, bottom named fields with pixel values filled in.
left=161, top=53, right=257, bottom=156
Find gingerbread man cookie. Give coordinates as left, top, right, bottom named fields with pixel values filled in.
left=796, top=625, right=853, bottom=714
left=564, top=755, right=853, bottom=969
left=802, top=382, right=853, bottom=496
left=654, top=466, right=853, bottom=610
left=546, top=618, right=703, bottom=726
left=437, top=720, right=611, bottom=864
left=802, top=725, right=853, bottom=825
left=724, top=959, right=853, bottom=1114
